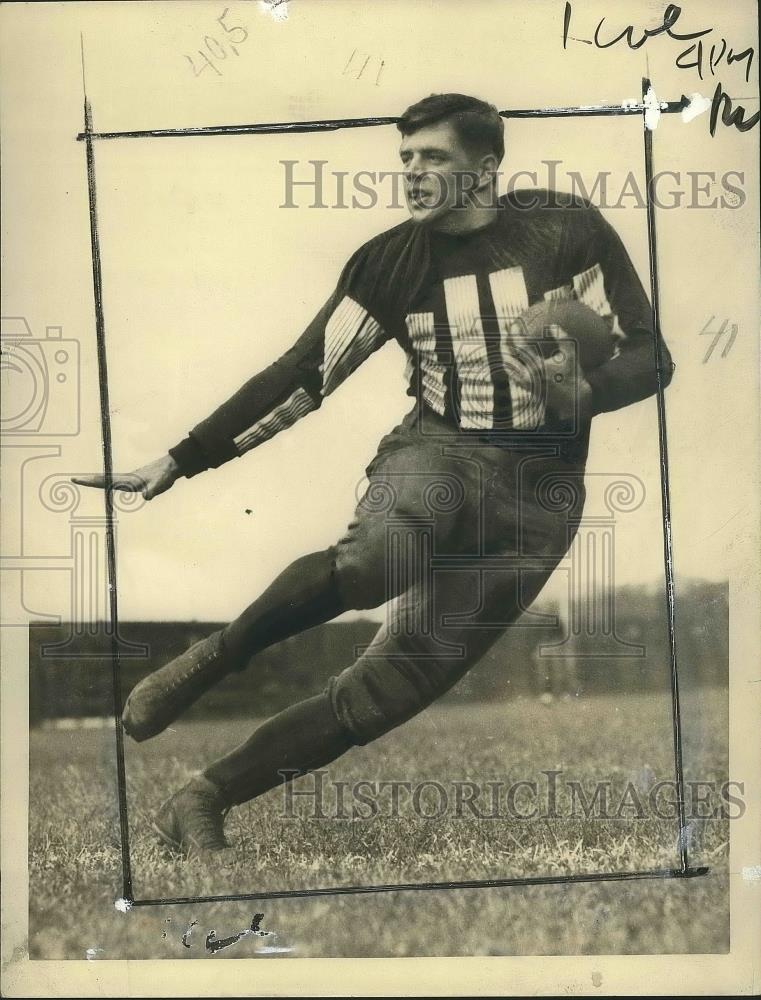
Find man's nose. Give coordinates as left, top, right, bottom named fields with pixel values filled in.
left=404, top=155, right=423, bottom=181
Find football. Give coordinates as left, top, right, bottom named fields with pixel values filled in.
left=512, top=299, right=616, bottom=372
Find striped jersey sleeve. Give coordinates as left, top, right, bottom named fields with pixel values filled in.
left=169, top=243, right=391, bottom=477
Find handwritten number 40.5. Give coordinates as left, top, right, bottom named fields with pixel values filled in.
left=185, top=8, right=248, bottom=78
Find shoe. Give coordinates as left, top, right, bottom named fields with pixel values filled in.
left=122, top=630, right=231, bottom=742
left=152, top=775, right=233, bottom=857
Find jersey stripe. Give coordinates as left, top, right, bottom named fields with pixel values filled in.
left=543, top=283, right=575, bottom=302
left=488, top=266, right=544, bottom=429
left=572, top=263, right=612, bottom=317
left=234, top=387, right=317, bottom=453
left=321, top=295, right=385, bottom=396
left=476, top=271, right=512, bottom=429
left=572, top=264, right=626, bottom=351
left=488, top=266, right=530, bottom=321
left=431, top=287, right=461, bottom=424
left=406, top=312, right=447, bottom=414
left=504, top=337, right=546, bottom=430
left=443, top=274, right=493, bottom=429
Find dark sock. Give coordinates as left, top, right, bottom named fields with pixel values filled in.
left=221, top=548, right=346, bottom=668
left=203, top=692, right=355, bottom=806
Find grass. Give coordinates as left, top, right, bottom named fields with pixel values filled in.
left=29, top=688, right=729, bottom=959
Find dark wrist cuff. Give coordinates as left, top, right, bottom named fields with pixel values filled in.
left=168, top=435, right=210, bottom=478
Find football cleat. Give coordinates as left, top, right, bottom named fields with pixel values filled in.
left=152, top=775, right=233, bottom=857
left=122, top=630, right=232, bottom=742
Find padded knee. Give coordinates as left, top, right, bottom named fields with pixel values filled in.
left=325, top=651, right=443, bottom=746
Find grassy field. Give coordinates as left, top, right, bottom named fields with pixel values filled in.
left=29, top=688, right=729, bottom=959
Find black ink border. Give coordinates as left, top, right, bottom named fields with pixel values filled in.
left=78, top=73, right=707, bottom=907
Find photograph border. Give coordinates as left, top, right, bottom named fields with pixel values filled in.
left=77, top=66, right=708, bottom=909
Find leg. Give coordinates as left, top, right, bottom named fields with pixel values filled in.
left=152, top=691, right=355, bottom=854
left=329, top=559, right=560, bottom=746
left=150, top=510, right=461, bottom=852
left=124, top=432, right=472, bottom=742
left=123, top=546, right=349, bottom=741
left=123, top=492, right=418, bottom=742
left=151, top=444, right=584, bottom=852
left=221, top=547, right=346, bottom=663
left=158, top=557, right=560, bottom=856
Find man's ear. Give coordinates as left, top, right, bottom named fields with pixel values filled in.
left=476, top=153, right=499, bottom=192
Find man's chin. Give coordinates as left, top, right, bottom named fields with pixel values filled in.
left=407, top=203, right=451, bottom=226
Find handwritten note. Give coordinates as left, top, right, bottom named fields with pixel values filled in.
left=700, top=317, right=738, bottom=363
left=343, top=49, right=385, bottom=86
left=184, top=8, right=250, bottom=79
left=562, top=3, right=759, bottom=137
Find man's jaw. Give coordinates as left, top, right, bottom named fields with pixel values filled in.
left=406, top=189, right=453, bottom=226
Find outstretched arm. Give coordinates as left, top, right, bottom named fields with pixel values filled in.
left=74, top=242, right=391, bottom=498
left=169, top=289, right=388, bottom=478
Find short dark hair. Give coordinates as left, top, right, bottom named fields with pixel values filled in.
left=397, top=93, right=505, bottom=164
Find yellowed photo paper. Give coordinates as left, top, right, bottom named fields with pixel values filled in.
left=2, top=0, right=759, bottom=995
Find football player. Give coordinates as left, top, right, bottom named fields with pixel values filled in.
left=75, top=93, right=673, bottom=856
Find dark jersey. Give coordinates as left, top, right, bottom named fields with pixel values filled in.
left=170, top=191, right=673, bottom=476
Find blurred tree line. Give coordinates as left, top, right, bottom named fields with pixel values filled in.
left=29, top=580, right=727, bottom=724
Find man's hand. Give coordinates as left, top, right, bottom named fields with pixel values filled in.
left=72, top=454, right=181, bottom=501
left=542, top=344, right=594, bottom=426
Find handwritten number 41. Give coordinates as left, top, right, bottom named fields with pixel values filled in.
left=700, top=316, right=738, bottom=363
left=185, top=8, right=248, bottom=78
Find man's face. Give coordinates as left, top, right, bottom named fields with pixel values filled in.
left=399, top=120, right=491, bottom=227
